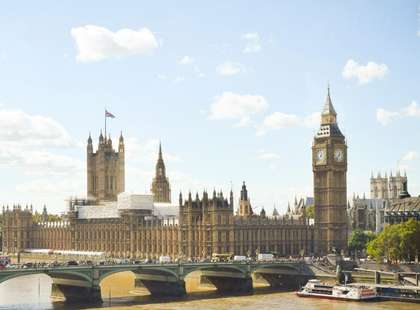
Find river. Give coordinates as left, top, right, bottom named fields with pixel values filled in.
left=0, top=272, right=418, bottom=310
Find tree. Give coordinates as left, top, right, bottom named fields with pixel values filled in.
left=32, top=211, right=62, bottom=223
left=306, top=205, right=314, bottom=219
left=367, top=219, right=420, bottom=263
left=348, top=230, right=375, bottom=258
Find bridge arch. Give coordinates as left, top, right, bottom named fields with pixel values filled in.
left=98, top=266, right=179, bottom=284
left=0, top=269, right=92, bottom=285
left=252, top=263, right=308, bottom=289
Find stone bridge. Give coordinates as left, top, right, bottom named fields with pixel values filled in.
left=0, top=261, right=325, bottom=303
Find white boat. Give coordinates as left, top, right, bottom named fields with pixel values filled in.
left=297, top=279, right=377, bottom=301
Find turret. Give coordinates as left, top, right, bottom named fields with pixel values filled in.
left=87, top=133, right=93, bottom=154
left=179, top=192, right=183, bottom=206
left=119, top=132, right=124, bottom=152
left=240, top=182, right=248, bottom=201
left=99, top=130, right=104, bottom=144
left=42, top=205, right=48, bottom=222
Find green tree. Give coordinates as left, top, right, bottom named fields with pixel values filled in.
left=306, top=205, right=314, bottom=219
left=348, top=229, right=375, bottom=258
left=32, top=211, right=62, bottom=223
left=367, top=219, right=420, bottom=263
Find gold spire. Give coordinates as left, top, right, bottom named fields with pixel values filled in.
left=321, top=84, right=337, bottom=124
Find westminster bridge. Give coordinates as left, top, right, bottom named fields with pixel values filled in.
left=0, top=261, right=333, bottom=303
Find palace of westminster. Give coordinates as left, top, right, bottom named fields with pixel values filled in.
left=1, top=89, right=355, bottom=258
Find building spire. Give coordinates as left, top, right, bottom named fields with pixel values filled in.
left=322, top=84, right=337, bottom=117
left=159, top=141, right=162, bottom=160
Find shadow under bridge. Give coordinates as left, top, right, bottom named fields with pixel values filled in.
left=252, top=263, right=313, bottom=289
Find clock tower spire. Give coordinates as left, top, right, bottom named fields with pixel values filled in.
left=312, top=86, right=347, bottom=256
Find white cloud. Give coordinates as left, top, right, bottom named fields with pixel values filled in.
left=216, top=62, right=245, bottom=76
left=208, top=92, right=268, bottom=127
left=257, top=112, right=300, bottom=135
left=242, top=32, right=262, bottom=53
left=402, top=151, right=418, bottom=161
left=71, top=25, right=158, bottom=62
left=258, top=150, right=281, bottom=161
left=303, top=112, right=321, bottom=128
left=376, top=108, right=400, bottom=126
left=256, top=111, right=321, bottom=136
left=342, top=59, right=388, bottom=84
left=376, top=101, right=420, bottom=125
left=0, top=145, right=83, bottom=176
left=178, top=56, right=195, bottom=65
left=157, top=74, right=167, bottom=80
left=403, top=101, right=420, bottom=117
left=0, top=108, right=76, bottom=147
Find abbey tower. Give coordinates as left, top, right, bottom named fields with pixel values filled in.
left=312, top=87, right=348, bottom=255
left=87, top=132, right=125, bottom=202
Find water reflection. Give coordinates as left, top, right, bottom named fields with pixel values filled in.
left=0, top=273, right=417, bottom=310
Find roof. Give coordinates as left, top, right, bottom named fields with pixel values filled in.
left=322, top=86, right=337, bottom=116
left=316, top=123, right=344, bottom=138
left=388, top=197, right=420, bottom=213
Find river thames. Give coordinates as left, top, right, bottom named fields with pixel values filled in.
left=0, top=272, right=419, bottom=310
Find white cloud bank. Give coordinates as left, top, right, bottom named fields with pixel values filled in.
left=0, top=108, right=75, bottom=147
left=178, top=56, right=194, bottom=65
left=71, top=25, right=158, bottom=62
left=242, top=32, right=262, bottom=54
left=376, top=101, right=420, bottom=125
left=256, top=112, right=320, bottom=136
left=209, top=92, right=268, bottom=127
left=402, top=151, right=418, bottom=161
left=342, top=59, right=388, bottom=84
left=208, top=92, right=321, bottom=134
left=216, top=62, right=245, bottom=76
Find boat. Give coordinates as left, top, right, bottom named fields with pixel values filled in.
left=297, top=279, right=377, bottom=301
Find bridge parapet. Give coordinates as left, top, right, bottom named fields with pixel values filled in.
left=0, top=261, right=314, bottom=302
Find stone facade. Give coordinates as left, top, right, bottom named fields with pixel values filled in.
left=370, top=171, right=407, bottom=200
left=3, top=91, right=352, bottom=258
left=151, top=143, right=171, bottom=203
left=348, top=195, right=388, bottom=233
left=2, top=184, right=313, bottom=258
left=87, top=133, right=125, bottom=202
left=312, top=87, right=348, bottom=255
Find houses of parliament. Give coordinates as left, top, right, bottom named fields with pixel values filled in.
left=2, top=89, right=347, bottom=258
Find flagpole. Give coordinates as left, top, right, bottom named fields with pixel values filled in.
left=104, top=108, right=107, bottom=139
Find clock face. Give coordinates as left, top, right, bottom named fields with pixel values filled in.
left=334, top=149, right=344, bottom=162
left=317, top=149, right=324, bottom=161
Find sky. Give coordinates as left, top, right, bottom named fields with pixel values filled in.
left=0, top=1, right=419, bottom=215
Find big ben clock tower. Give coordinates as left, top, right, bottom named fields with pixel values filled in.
left=312, top=87, right=347, bottom=256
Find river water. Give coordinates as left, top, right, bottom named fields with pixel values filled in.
left=0, top=272, right=418, bottom=310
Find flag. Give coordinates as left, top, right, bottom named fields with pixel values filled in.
left=105, top=110, right=116, bottom=118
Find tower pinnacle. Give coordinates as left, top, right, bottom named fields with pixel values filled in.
left=321, top=85, right=337, bottom=125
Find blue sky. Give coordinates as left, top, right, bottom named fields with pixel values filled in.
left=0, top=1, right=419, bottom=214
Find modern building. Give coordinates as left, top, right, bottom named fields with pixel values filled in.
left=312, top=86, right=348, bottom=255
